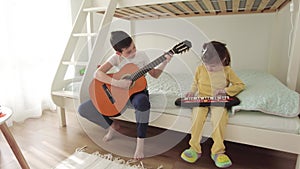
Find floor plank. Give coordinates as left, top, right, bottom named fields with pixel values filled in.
left=0, top=110, right=297, bottom=169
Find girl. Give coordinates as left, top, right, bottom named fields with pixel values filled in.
left=181, top=41, right=245, bottom=168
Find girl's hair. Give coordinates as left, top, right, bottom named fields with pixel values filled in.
left=201, top=41, right=231, bottom=66
left=110, top=31, right=133, bottom=52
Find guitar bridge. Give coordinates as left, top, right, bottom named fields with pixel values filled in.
left=102, top=84, right=115, bottom=104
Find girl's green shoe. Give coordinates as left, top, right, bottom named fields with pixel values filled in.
left=180, top=148, right=201, bottom=163
left=211, top=153, right=232, bottom=168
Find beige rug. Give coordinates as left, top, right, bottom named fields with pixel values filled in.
left=53, top=147, right=163, bottom=169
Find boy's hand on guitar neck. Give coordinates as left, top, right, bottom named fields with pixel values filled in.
left=111, top=79, right=132, bottom=89
left=163, top=52, right=173, bottom=64
left=156, top=53, right=173, bottom=72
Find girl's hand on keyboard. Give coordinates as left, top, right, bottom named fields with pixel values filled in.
left=185, top=92, right=195, bottom=97
left=214, top=89, right=226, bottom=96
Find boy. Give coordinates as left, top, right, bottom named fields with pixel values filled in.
left=78, top=31, right=172, bottom=160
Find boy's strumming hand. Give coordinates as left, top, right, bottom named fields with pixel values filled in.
left=112, top=79, right=132, bottom=89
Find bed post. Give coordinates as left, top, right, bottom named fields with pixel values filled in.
left=57, top=107, right=66, bottom=127
left=296, top=154, right=300, bottom=169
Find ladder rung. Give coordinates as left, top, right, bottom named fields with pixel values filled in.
left=72, top=33, right=97, bottom=37
left=52, top=90, right=79, bottom=99
left=83, top=7, right=106, bottom=12
left=66, top=77, right=83, bottom=82
left=62, top=61, right=88, bottom=66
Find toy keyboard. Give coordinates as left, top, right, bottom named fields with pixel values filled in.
left=175, top=96, right=240, bottom=108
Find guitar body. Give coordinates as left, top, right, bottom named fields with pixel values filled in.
left=89, top=63, right=147, bottom=116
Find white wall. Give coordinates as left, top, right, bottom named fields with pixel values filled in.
left=133, top=13, right=275, bottom=74
left=132, top=17, right=208, bottom=75
left=187, top=14, right=274, bottom=72
left=71, top=0, right=298, bottom=91
left=132, top=5, right=300, bottom=91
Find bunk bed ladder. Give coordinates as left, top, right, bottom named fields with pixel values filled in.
left=51, top=0, right=117, bottom=127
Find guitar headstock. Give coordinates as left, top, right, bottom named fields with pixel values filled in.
left=170, top=40, right=192, bottom=54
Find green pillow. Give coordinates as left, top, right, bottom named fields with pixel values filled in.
left=232, top=70, right=300, bottom=117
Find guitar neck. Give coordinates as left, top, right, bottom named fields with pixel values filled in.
left=130, top=50, right=174, bottom=81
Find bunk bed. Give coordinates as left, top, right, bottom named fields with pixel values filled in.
left=94, top=0, right=291, bottom=19
left=51, top=0, right=299, bottom=168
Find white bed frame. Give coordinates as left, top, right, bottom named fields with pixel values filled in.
left=52, top=0, right=300, bottom=168
left=114, top=108, right=300, bottom=169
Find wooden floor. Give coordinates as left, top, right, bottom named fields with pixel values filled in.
left=0, top=109, right=297, bottom=169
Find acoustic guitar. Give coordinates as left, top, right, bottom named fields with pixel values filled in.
left=89, top=40, right=192, bottom=116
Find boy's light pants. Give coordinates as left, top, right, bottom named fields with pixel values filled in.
left=189, top=106, right=229, bottom=154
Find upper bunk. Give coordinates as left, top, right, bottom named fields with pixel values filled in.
left=90, top=0, right=290, bottom=20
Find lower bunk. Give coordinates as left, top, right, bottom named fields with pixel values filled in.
left=114, top=69, right=300, bottom=168
left=60, top=69, right=300, bottom=168
left=115, top=107, right=300, bottom=169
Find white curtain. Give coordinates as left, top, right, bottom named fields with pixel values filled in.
left=0, top=0, right=72, bottom=122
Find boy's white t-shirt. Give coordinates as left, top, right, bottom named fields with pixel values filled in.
left=107, top=51, right=150, bottom=70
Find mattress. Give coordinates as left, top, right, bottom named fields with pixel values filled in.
left=146, top=73, right=300, bottom=135
left=148, top=93, right=300, bottom=134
